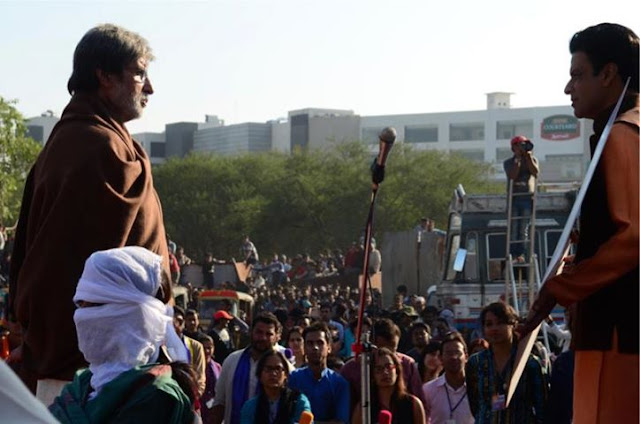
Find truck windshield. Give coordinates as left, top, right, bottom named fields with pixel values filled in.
left=486, top=232, right=506, bottom=281
left=463, top=232, right=479, bottom=281
left=199, top=299, right=238, bottom=322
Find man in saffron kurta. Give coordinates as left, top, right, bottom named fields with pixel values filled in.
left=522, top=23, right=639, bottom=424
left=7, top=24, right=170, bottom=401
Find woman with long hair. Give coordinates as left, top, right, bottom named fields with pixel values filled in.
left=465, top=302, right=547, bottom=423
left=240, top=350, right=311, bottom=424
left=352, top=347, right=426, bottom=424
left=286, top=326, right=306, bottom=368
left=418, top=341, right=443, bottom=384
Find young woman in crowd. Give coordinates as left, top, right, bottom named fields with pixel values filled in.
left=286, top=326, right=306, bottom=368
left=465, top=302, right=548, bottom=423
left=418, top=341, right=443, bottom=383
left=240, top=350, right=311, bottom=424
left=352, top=347, right=426, bottom=424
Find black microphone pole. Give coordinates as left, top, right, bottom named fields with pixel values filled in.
left=353, top=127, right=396, bottom=424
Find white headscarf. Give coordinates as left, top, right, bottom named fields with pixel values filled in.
left=73, top=246, right=187, bottom=397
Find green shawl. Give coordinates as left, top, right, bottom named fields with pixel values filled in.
left=49, top=364, right=194, bottom=424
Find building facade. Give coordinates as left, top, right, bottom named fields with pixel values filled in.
left=193, top=122, right=272, bottom=155
left=360, top=93, right=591, bottom=182
left=26, top=111, right=59, bottom=145
left=282, top=108, right=360, bottom=151
left=134, top=131, right=166, bottom=165
left=132, top=93, right=591, bottom=184
left=165, top=122, right=199, bottom=158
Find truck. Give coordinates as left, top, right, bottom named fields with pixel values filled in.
left=435, top=185, right=575, bottom=327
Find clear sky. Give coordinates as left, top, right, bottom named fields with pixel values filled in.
left=1, top=0, right=638, bottom=134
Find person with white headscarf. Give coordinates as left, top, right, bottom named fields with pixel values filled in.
left=49, top=246, right=198, bottom=423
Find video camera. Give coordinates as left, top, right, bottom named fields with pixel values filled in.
left=511, top=135, right=534, bottom=152
left=520, top=140, right=534, bottom=152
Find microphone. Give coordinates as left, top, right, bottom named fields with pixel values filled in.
left=284, top=348, right=293, bottom=360
left=377, top=127, right=397, bottom=167
left=378, top=409, right=392, bottom=424
left=371, top=127, right=397, bottom=184
left=298, top=410, right=314, bottom=424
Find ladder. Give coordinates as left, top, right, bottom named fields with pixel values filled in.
left=505, top=178, right=551, bottom=353
left=504, top=178, right=538, bottom=313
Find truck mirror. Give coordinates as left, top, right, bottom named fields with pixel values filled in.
left=453, top=248, right=467, bottom=272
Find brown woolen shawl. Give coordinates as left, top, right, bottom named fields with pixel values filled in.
left=9, top=92, right=170, bottom=380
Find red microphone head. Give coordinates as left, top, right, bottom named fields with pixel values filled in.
left=379, top=409, right=392, bottom=424
left=299, top=410, right=314, bottom=424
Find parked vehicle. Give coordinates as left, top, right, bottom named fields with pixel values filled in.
left=437, top=185, right=575, bottom=327
left=198, top=289, right=254, bottom=348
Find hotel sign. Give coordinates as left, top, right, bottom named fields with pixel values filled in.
left=541, top=115, right=580, bottom=140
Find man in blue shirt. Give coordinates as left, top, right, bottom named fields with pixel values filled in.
left=289, top=322, right=351, bottom=423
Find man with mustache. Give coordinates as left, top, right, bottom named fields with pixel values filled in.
left=522, top=23, right=639, bottom=424
left=7, top=24, right=170, bottom=406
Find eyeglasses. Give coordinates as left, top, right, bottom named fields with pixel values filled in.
left=127, top=67, right=149, bottom=84
left=263, top=365, right=286, bottom=375
left=374, top=364, right=396, bottom=374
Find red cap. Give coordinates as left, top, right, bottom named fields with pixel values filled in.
left=214, top=310, right=233, bottom=321
left=510, top=135, right=529, bottom=146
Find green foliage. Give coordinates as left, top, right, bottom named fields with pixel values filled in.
left=153, top=142, right=501, bottom=259
left=0, top=97, right=42, bottom=225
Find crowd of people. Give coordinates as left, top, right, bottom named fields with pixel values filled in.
left=0, top=215, right=605, bottom=424
left=4, top=228, right=572, bottom=424
left=161, top=254, right=577, bottom=424
left=167, top=234, right=383, bottom=290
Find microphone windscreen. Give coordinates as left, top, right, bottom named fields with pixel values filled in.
left=379, top=127, right=397, bottom=144
left=298, top=410, right=314, bottom=424
left=378, top=409, right=392, bottom=424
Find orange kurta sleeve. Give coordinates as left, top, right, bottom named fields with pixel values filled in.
left=545, top=122, right=639, bottom=306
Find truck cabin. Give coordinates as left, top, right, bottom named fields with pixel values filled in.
left=439, top=186, right=575, bottom=325
left=197, top=289, right=254, bottom=331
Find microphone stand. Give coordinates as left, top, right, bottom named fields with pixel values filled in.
left=353, top=127, right=396, bottom=424
left=416, top=230, right=422, bottom=295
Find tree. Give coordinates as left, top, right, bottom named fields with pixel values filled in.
left=153, top=141, right=501, bottom=260
left=0, top=97, right=42, bottom=225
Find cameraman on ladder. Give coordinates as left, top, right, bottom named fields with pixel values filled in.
left=503, top=135, right=539, bottom=263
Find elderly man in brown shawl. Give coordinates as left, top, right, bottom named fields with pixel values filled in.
left=7, top=24, right=171, bottom=406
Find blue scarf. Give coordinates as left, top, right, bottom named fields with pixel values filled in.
left=231, top=348, right=253, bottom=424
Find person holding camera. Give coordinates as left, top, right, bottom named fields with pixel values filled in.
left=503, top=135, right=539, bottom=262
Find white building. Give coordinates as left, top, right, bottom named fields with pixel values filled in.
left=360, top=93, right=591, bottom=182
left=134, top=93, right=591, bottom=183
